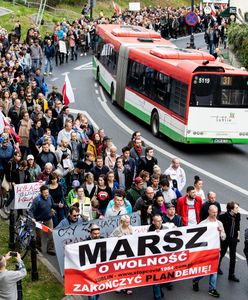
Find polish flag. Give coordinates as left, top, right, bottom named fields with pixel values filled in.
left=35, top=221, right=52, bottom=233
left=113, top=1, right=122, bottom=16
left=62, top=73, right=75, bottom=106
left=211, top=3, right=216, bottom=16
left=0, top=111, right=21, bottom=143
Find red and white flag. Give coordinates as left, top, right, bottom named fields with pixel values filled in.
left=62, top=73, right=75, bottom=106
left=211, top=3, right=216, bottom=16
left=35, top=221, right=52, bottom=233
left=0, top=111, right=20, bottom=143
left=113, top=1, right=121, bottom=16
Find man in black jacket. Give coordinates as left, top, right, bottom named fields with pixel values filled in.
left=218, top=201, right=241, bottom=282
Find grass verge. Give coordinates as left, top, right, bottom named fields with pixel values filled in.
left=0, top=218, right=64, bottom=300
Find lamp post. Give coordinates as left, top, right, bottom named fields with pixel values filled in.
left=189, top=0, right=196, bottom=49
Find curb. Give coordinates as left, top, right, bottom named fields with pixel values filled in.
left=37, top=252, right=85, bottom=299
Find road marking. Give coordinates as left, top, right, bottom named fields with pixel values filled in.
left=74, top=62, right=93, bottom=71
left=61, top=72, right=70, bottom=76
left=95, top=90, right=99, bottom=95
left=49, top=77, right=59, bottom=82
left=69, top=108, right=99, bottom=130
left=220, top=204, right=248, bottom=215
left=225, top=251, right=246, bottom=261
left=99, top=85, right=248, bottom=198
left=94, top=83, right=98, bottom=88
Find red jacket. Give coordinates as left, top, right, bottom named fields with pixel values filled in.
left=177, top=195, right=203, bottom=226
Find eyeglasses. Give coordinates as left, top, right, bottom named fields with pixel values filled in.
left=72, top=214, right=80, bottom=217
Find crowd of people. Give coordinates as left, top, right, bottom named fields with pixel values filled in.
left=0, top=3, right=247, bottom=300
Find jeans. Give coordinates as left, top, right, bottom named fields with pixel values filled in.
left=153, top=284, right=162, bottom=300
left=44, top=57, right=54, bottom=73
left=31, top=59, right=41, bottom=72
left=194, top=273, right=217, bottom=290
left=88, top=296, right=100, bottom=300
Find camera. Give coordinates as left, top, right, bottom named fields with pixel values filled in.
left=9, top=251, right=17, bottom=257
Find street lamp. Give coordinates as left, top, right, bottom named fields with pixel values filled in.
left=189, top=0, right=196, bottom=49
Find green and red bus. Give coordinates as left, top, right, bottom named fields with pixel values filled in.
left=93, top=24, right=248, bottom=144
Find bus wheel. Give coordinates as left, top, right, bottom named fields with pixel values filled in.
left=151, top=111, right=160, bottom=137
left=96, top=67, right=100, bottom=82
left=110, top=84, right=115, bottom=105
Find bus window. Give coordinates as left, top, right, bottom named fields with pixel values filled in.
left=154, top=72, right=171, bottom=108
left=191, top=75, right=248, bottom=108
left=169, top=79, right=188, bottom=118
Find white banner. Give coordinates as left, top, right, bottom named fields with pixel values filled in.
left=59, top=40, right=67, bottom=54
left=64, top=223, right=220, bottom=295
left=14, top=182, right=44, bottom=209
left=129, top=2, right=141, bottom=11
left=203, top=0, right=228, bottom=3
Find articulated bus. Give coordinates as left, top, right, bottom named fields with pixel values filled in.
left=92, top=24, right=248, bottom=144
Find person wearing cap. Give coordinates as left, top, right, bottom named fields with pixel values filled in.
left=164, top=158, right=186, bottom=192
left=163, top=203, right=182, bottom=227
left=56, top=206, right=82, bottom=228
left=27, top=154, right=41, bottom=182
left=66, top=179, right=80, bottom=206
left=126, top=176, right=145, bottom=208
left=47, top=86, right=63, bottom=108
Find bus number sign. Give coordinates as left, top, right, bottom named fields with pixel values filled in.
left=194, top=76, right=211, bottom=84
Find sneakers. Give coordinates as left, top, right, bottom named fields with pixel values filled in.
left=80, top=53, right=83, bottom=56
left=43, top=72, right=47, bottom=76
left=228, top=275, right=240, bottom=282
left=192, top=280, right=199, bottom=292
left=0, top=208, right=9, bottom=220
left=49, top=72, right=52, bottom=75
left=209, top=289, right=220, bottom=298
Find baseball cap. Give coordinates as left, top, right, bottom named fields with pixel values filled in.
left=27, top=154, right=34, bottom=160
left=72, top=180, right=80, bottom=188
left=134, top=177, right=143, bottom=184
left=167, top=203, right=175, bottom=209
left=89, top=224, right=100, bottom=232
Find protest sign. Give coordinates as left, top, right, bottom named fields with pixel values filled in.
left=53, top=212, right=140, bottom=274
left=14, top=182, right=44, bottom=209
left=64, top=223, right=220, bottom=295
left=59, top=40, right=67, bottom=54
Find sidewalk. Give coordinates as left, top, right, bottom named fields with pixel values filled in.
left=0, top=7, right=12, bottom=16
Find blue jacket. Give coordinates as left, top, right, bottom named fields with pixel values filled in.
left=0, top=143, right=14, bottom=171
left=56, top=216, right=82, bottom=228
left=44, top=44, right=55, bottom=59
left=29, top=194, right=55, bottom=222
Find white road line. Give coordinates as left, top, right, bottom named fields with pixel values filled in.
left=61, top=72, right=70, bottom=76
left=69, top=108, right=99, bottom=130
left=99, top=86, right=248, bottom=198
left=49, top=77, right=59, bottom=82
left=74, top=62, right=92, bottom=70
left=94, top=83, right=98, bottom=88
left=220, top=203, right=248, bottom=215
left=225, top=251, right=246, bottom=261
left=97, top=96, right=103, bottom=102
left=95, top=90, right=99, bottom=95
left=74, top=67, right=92, bottom=71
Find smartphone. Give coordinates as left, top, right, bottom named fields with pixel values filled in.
left=9, top=251, right=17, bottom=257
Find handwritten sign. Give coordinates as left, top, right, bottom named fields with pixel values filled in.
left=53, top=212, right=141, bottom=274
left=14, top=182, right=44, bottom=209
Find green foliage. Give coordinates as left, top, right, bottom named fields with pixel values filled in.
left=0, top=220, right=64, bottom=300
left=228, top=23, right=248, bottom=68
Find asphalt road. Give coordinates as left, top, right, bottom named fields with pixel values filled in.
left=43, top=33, right=248, bottom=300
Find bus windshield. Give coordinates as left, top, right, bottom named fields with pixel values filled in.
left=190, top=74, right=248, bottom=108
